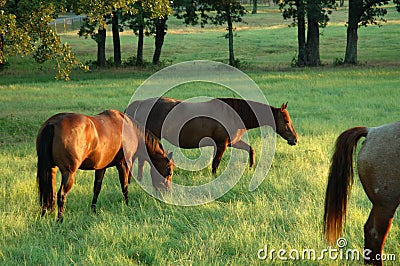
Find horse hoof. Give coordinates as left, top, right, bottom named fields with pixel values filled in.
left=91, top=204, right=97, bottom=214
left=57, top=216, right=64, bottom=223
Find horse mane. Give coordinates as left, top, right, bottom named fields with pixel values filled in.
left=130, top=117, right=165, bottom=159
left=216, top=98, right=267, bottom=129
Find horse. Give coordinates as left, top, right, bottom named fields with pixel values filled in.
left=323, top=121, right=400, bottom=265
left=36, top=109, right=174, bottom=222
left=125, top=97, right=298, bottom=176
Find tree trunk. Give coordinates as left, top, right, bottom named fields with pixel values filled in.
left=136, top=24, right=144, bottom=66
left=306, top=18, right=320, bottom=66
left=152, top=17, right=167, bottom=65
left=344, top=27, right=358, bottom=64
left=112, top=11, right=121, bottom=67
left=97, top=28, right=106, bottom=67
left=344, top=0, right=362, bottom=64
left=0, top=33, right=4, bottom=71
left=252, top=0, right=257, bottom=14
left=340, top=0, right=344, bottom=7
left=296, top=0, right=306, bottom=67
left=226, top=5, right=235, bottom=66
left=305, top=0, right=321, bottom=67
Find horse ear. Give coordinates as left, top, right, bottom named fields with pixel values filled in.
left=167, top=152, right=173, bottom=160
left=280, top=102, right=288, bottom=111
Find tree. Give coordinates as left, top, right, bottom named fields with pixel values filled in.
left=252, top=0, right=258, bottom=14
left=124, top=0, right=153, bottom=65
left=174, top=0, right=246, bottom=67
left=152, top=16, right=168, bottom=65
left=71, top=0, right=136, bottom=67
left=344, top=0, right=400, bottom=64
left=73, top=0, right=170, bottom=67
left=112, top=10, right=122, bottom=67
left=78, top=17, right=107, bottom=67
left=124, top=0, right=171, bottom=66
left=0, top=0, right=86, bottom=79
left=279, top=0, right=335, bottom=67
left=147, top=0, right=171, bottom=65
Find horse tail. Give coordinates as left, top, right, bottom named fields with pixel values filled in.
left=37, top=124, right=56, bottom=213
left=323, top=126, right=368, bottom=244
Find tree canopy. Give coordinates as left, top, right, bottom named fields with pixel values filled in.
left=0, top=0, right=87, bottom=80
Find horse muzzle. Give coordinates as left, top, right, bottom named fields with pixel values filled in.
left=287, top=138, right=298, bottom=146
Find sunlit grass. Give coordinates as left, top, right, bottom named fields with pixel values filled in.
left=1, top=66, right=399, bottom=264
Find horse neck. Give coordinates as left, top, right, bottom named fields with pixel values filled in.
left=142, top=128, right=166, bottom=162
left=132, top=122, right=164, bottom=161
left=145, top=136, right=164, bottom=160
left=222, top=99, right=275, bottom=129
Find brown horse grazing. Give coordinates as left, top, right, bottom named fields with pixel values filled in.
left=36, top=110, right=174, bottom=221
left=126, top=97, right=298, bottom=176
left=323, top=121, right=400, bottom=266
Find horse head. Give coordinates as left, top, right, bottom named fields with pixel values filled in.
left=275, top=102, right=298, bottom=146
left=150, top=151, right=175, bottom=190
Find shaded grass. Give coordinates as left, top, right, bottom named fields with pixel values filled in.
left=2, top=6, right=399, bottom=76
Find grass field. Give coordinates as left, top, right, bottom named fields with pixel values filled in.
left=1, top=5, right=400, bottom=265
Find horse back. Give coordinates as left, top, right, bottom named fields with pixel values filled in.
left=127, top=97, right=180, bottom=139
left=84, top=110, right=138, bottom=169
left=46, top=110, right=136, bottom=171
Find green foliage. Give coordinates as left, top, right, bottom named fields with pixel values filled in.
left=278, top=0, right=336, bottom=28
left=72, top=0, right=170, bottom=34
left=359, top=0, right=389, bottom=27
left=123, top=0, right=171, bottom=37
left=333, top=57, right=344, bottom=66
left=0, top=0, right=87, bottom=80
left=174, top=0, right=247, bottom=27
left=124, top=1, right=156, bottom=36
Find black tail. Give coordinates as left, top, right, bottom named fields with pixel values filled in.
left=37, top=124, right=56, bottom=213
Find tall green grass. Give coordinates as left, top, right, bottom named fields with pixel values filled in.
left=1, top=5, right=400, bottom=266
left=1, top=67, right=399, bottom=265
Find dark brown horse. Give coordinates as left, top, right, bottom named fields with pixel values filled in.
left=324, top=121, right=400, bottom=265
left=126, top=97, right=298, bottom=176
left=36, top=110, right=174, bottom=221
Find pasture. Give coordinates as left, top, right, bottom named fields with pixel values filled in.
left=1, top=6, right=400, bottom=265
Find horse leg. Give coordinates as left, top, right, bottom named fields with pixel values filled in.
left=212, top=143, right=227, bottom=174
left=91, top=168, right=106, bottom=214
left=364, top=205, right=397, bottom=265
left=116, top=162, right=129, bottom=205
left=57, top=170, right=76, bottom=223
left=137, top=157, right=145, bottom=182
left=230, top=140, right=255, bottom=167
